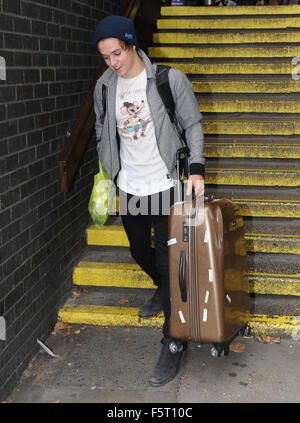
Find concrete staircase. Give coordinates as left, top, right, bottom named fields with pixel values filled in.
left=58, top=5, right=300, bottom=337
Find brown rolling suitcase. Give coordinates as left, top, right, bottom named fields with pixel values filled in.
left=168, top=195, right=250, bottom=356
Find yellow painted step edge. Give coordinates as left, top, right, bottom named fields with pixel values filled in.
left=236, top=198, right=300, bottom=218
left=58, top=304, right=164, bottom=328
left=192, top=80, right=300, bottom=94
left=86, top=226, right=300, bottom=254
left=156, top=17, right=300, bottom=30
left=245, top=233, right=300, bottom=254
left=148, top=46, right=300, bottom=59
left=205, top=143, right=300, bottom=160
left=154, top=32, right=300, bottom=44
left=161, top=5, right=300, bottom=16
left=155, top=61, right=295, bottom=75
left=205, top=168, right=300, bottom=187
left=58, top=304, right=298, bottom=336
left=198, top=98, right=300, bottom=114
left=202, top=119, right=300, bottom=136
left=73, top=262, right=300, bottom=296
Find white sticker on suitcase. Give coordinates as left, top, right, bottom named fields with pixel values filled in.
left=204, top=290, right=210, bottom=303
left=204, top=230, right=210, bottom=243
left=226, top=294, right=232, bottom=303
left=179, top=310, right=186, bottom=324
left=202, top=308, right=208, bottom=322
left=208, top=269, right=214, bottom=282
left=167, top=238, right=177, bottom=246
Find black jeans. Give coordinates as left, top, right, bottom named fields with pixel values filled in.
left=119, top=187, right=176, bottom=340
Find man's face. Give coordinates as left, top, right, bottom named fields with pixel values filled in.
left=98, top=38, right=137, bottom=79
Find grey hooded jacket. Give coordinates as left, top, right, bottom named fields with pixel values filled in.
left=93, top=49, right=205, bottom=183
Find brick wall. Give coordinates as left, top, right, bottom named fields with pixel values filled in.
left=0, top=0, right=122, bottom=399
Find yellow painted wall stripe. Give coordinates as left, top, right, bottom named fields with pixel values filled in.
left=86, top=225, right=300, bottom=254
left=155, top=61, right=294, bottom=75
left=58, top=304, right=298, bottom=336
left=148, top=45, right=300, bottom=59
left=154, top=32, right=300, bottom=44
left=202, top=118, right=300, bottom=136
left=161, top=5, right=300, bottom=16
left=192, top=80, right=300, bottom=94
left=198, top=98, right=300, bottom=114
left=73, top=261, right=300, bottom=297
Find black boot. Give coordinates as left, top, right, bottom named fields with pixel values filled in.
left=139, top=286, right=163, bottom=318
left=149, top=339, right=184, bottom=387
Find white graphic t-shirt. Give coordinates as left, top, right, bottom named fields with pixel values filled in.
left=115, top=69, right=174, bottom=196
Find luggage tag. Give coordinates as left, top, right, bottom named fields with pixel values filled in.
left=167, top=238, right=177, bottom=246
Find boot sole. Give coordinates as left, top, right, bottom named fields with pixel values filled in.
left=138, top=309, right=163, bottom=319
left=149, top=371, right=177, bottom=387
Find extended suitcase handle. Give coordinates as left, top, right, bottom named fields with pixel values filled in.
left=179, top=250, right=187, bottom=302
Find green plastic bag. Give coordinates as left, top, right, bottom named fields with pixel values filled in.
left=88, top=161, right=115, bottom=228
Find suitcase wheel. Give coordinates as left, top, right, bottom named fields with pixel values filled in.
left=210, top=342, right=230, bottom=358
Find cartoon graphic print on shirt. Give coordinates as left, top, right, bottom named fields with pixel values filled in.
left=120, top=99, right=152, bottom=141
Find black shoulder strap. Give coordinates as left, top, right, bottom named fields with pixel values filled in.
left=155, top=65, right=175, bottom=124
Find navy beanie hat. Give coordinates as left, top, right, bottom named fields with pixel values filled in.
left=93, top=15, right=138, bottom=49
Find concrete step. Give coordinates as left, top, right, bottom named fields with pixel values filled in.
left=156, top=17, right=300, bottom=30
left=203, top=186, right=300, bottom=218
left=202, top=115, right=300, bottom=135
left=198, top=96, right=300, bottom=114
left=160, top=5, right=300, bottom=16
left=80, top=244, right=299, bottom=275
left=86, top=224, right=300, bottom=255
left=192, top=79, right=300, bottom=94
left=72, top=260, right=300, bottom=297
left=154, top=31, right=300, bottom=45
left=148, top=45, right=300, bottom=60
left=61, top=287, right=300, bottom=319
left=58, top=303, right=297, bottom=337
left=204, top=166, right=300, bottom=187
left=153, top=61, right=295, bottom=75
left=110, top=191, right=300, bottom=217
left=204, top=138, right=300, bottom=159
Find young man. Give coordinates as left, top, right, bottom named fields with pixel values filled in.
left=93, top=15, right=205, bottom=386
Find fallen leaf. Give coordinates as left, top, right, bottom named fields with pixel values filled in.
left=53, top=400, right=60, bottom=403
left=124, top=328, right=131, bottom=332
left=61, top=326, right=71, bottom=337
left=229, top=342, right=246, bottom=353
left=118, top=298, right=129, bottom=305
left=273, top=336, right=281, bottom=344
left=74, top=330, right=81, bottom=335
left=72, top=290, right=80, bottom=298
left=259, top=334, right=272, bottom=343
